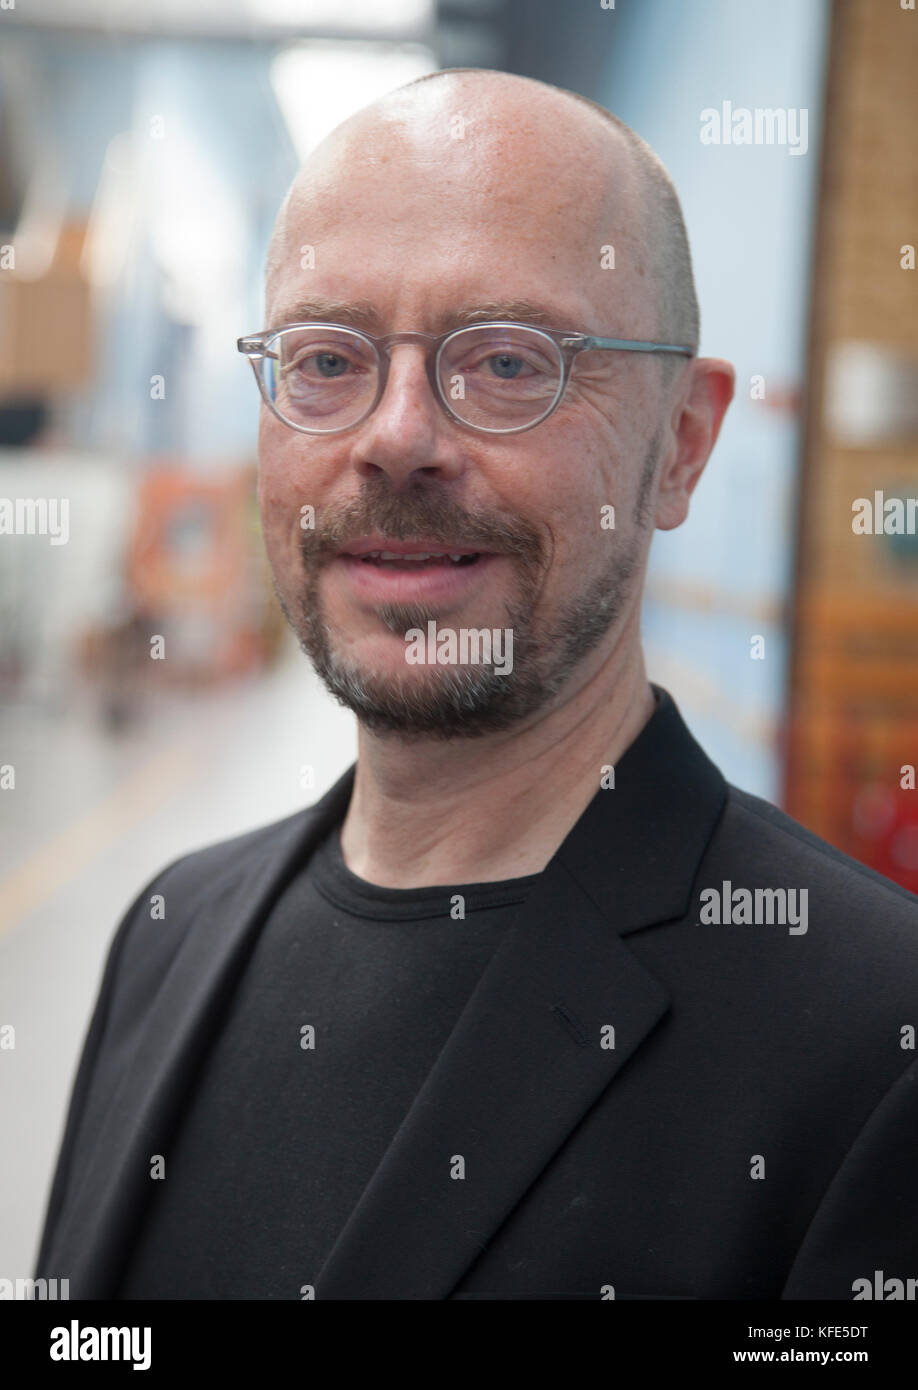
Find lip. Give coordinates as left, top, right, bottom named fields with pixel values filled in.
left=330, top=549, right=499, bottom=606
left=338, top=536, right=484, bottom=558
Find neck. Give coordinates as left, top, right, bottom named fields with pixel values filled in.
left=338, top=620, right=656, bottom=888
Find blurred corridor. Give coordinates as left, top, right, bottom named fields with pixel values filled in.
left=1, top=0, right=917, bottom=1281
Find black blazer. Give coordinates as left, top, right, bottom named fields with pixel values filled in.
left=35, top=688, right=918, bottom=1300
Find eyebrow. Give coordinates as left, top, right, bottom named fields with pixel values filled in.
left=449, top=300, right=564, bottom=328
left=267, top=297, right=574, bottom=334
left=268, top=298, right=382, bottom=332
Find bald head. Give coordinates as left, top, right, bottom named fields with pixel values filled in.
left=265, top=68, right=699, bottom=360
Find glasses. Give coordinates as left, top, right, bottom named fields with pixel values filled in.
left=237, top=321, right=694, bottom=437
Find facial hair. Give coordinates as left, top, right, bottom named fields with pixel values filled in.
left=273, top=436, right=657, bottom=740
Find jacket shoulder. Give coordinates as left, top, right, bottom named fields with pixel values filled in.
left=721, top=783, right=918, bottom=920
left=99, top=768, right=355, bottom=1024
left=150, top=804, right=317, bottom=906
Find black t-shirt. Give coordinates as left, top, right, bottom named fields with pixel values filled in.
left=117, top=824, right=541, bottom=1299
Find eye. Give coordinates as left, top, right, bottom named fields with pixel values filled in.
left=286, top=349, right=358, bottom=380
left=454, top=342, right=554, bottom=380
left=312, top=351, right=350, bottom=378
left=486, top=351, right=527, bottom=380
left=278, top=333, right=374, bottom=385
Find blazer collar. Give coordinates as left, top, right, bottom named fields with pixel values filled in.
left=51, top=685, right=726, bottom=1299
left=554, top=683, right=728, bottom=934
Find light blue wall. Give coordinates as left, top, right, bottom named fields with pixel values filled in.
left=598, top=0, right=830, bottom=800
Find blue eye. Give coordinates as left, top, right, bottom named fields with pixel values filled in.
left=315, top=352, right=350, bottom=378
left=488, top=353, right=525, bottom=379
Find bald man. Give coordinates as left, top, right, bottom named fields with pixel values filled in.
left=36, top=70, right=918, bottom=1301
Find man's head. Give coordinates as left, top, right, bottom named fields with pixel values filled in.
left=256, top=68, right=733, bottom=739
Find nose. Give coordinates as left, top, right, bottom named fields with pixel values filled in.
left=349, top=342, right=467, bottom=488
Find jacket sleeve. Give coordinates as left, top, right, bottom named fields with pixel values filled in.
left=32, top=859, right=186, bottom=1278
left=781, top=1053, right=918, bottom=1299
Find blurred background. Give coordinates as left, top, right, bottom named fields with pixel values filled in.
left=1, top=0, right=916, bottom=1278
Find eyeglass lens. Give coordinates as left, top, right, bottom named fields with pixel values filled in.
left=263, top=325, right=564, bottom=432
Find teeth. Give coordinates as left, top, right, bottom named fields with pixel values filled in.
left=361, top=550, right=476, bottom=563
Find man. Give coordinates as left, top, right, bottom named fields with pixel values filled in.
left=36, top=69, right=918, bottom=1301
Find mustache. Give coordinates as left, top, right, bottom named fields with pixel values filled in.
left=299, top=479, right=544, bottom=565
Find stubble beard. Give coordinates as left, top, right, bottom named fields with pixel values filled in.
left=272, top=438, right=657, bottom=741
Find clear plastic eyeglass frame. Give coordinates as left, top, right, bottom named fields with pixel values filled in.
left=236, top=320, right=695, bottom=437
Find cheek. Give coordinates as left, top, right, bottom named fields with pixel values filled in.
left=529, top=426, right=621, bottom=571
left=257, top=414, right=314, bottom=525
left=257, top=463, right=292, bottom=522
left=256, top=452, right=311, bottom=587
left=256, top=418, right=287, bottom=518
left=257, top=466, right=293, bottom=557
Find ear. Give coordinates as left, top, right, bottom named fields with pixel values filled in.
left=654, top=358, right=735, bottom=531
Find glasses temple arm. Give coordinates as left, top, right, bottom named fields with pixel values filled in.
left=575, top=336, right=695, bottom=356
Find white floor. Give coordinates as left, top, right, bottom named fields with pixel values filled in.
left=0, top=637, right=356, bottom=1281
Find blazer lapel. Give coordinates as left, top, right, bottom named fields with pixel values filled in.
left=314, top=689, right=727, bottom=1299
left=47, top=767, right=356, bottom=1299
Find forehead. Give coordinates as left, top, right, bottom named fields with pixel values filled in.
left=267, top=81, right=652, bottom=332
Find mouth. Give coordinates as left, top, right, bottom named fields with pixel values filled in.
left=331, top=537, right=498, bottom=604
left=338, top=538, right=487, bottom=570
left=356, top=550, right=481, bottom=570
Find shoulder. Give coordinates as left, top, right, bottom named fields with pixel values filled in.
left=721, top=783, right=918, bottom=910
left=148, top=805, right=317, bottom=908
left=104, top=768, right=354, bottom=992
left=141, top=763, right=355, bottom=912
left=709, top=785, right=918, bottom=978
left=94, top=807, right=316, bottom=1002
left=681, top=785, right=918, bottom=1112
